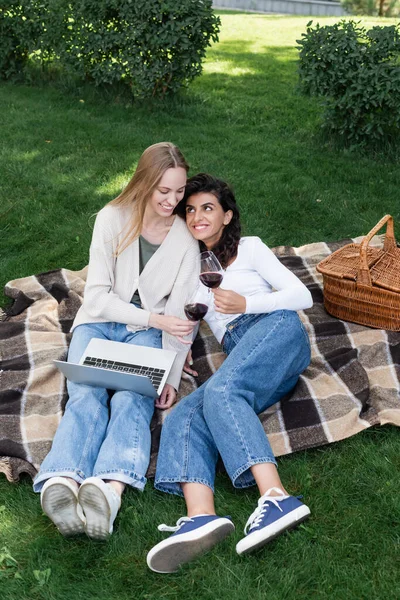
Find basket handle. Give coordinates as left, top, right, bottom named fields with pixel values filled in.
left=358, top=214, right=396, bottom=286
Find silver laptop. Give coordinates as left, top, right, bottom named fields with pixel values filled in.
left=54, top=338, right=177, bottom=399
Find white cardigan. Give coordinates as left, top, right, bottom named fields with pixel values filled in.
left=73, top=204, right=200, bottom=389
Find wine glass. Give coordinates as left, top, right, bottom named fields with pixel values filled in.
left=184, top=287, right=209, bottom=322
left=199, top=250, right=224, bottom=319
left=199, top=251, right=224, bottom=289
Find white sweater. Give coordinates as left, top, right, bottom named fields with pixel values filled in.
left=72, top=205, right=200, bottom=389
left=196, top=236, right=313, bottom=343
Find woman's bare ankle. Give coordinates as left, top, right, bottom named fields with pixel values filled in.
left=187, top=509, right=216, bottom=518
left=182, top=482, right=216, bottom=517
left=106, top=480, right=125, bottom=496
left=251, top=463, right=288, bottom=497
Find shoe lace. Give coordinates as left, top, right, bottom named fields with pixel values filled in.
left=244, top=487, right=288, bottom=535
left=157, top=516, right=194, bottom=533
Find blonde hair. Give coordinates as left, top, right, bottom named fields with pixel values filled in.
left=109, top=142, right=189, bottom=255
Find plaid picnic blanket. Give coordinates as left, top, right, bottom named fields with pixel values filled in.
left=1, top=237, right=399, bottom=483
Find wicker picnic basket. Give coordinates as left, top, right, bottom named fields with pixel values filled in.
left=316, top=215, right=400, bottom=331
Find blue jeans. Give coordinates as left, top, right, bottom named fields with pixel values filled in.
left=155, top=310, right=311, bottom=496
left=33, top=322, right=162, bottom=493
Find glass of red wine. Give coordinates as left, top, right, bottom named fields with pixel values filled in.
left=184, top=301, right=208, bottom=322
left=183, top=292, right=208, bottom=368
left=199, top=250, right=224, bottom=319
left=199, top=250, right=224, bottom=289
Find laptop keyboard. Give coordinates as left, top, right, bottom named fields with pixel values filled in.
left=82, top=357, right=165, bottom=388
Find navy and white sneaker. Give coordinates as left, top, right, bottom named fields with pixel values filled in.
left=147, top=515, right=235, bottom=573
left=236, top=487, right=310, bottom=555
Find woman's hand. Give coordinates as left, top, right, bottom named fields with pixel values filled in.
left=213, top=288, right=246, bottom=314
left=149, top=314, right=195, bottom=344
left=155, top=384, right=177, bottom=410
left=183, top=349, right=198, bottom=377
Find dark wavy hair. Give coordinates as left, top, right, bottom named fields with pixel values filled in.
left=175, top=173, right=241, bottom=268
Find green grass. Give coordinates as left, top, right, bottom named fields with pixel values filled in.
left=1, top=12, right=399, bottom=600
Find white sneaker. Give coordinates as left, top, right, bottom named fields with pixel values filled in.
left=78, top=477, right=121, bottom=541
left=41, top=477, right=85, bottom=536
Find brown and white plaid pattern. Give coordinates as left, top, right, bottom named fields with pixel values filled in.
left=1, top=237, right=399, bottom=483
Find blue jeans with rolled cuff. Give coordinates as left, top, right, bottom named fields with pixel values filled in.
left=33, top=321, right=162, bottom=493
left=154, top=310, right=311, bottom=496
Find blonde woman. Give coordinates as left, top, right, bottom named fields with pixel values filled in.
left=33, top=143, right=199, bottom=540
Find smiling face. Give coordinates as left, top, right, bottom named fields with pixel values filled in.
left=185, top=192, right=233, bottom=249
left=147, top=167, right=187, bottom=219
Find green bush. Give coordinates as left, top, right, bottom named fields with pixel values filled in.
left=297, top=20, right=400, bottom=148
left=0, top=0, right=220, bottom=98
left=0, top=0, right=41, bottom=79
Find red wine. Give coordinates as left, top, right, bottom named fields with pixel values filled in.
left=199, top=272, right=223, bottom=289
left=184, top=303, right=208, bottom=321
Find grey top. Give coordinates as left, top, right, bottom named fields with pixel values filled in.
left=131, top=236, right=160, bottom=306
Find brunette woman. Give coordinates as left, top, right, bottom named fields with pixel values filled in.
left=147, top=173, right=313, bottom=572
